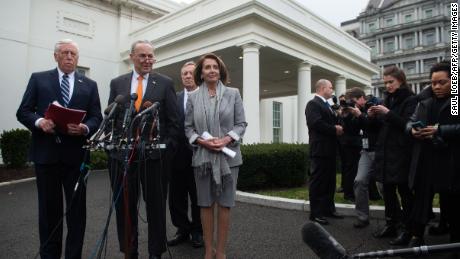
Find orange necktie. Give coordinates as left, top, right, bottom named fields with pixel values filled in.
left=135, top=75, right=143, bottom=111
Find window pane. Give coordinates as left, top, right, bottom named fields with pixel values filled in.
left=425, top=9, right=433, bottom=18
left=405, top=14, right=412, bottom=22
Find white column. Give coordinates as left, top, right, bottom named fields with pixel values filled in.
left=415, top=60, right=420, bottom=74
left=420, top=59, right=424, bottom=73
left=435, top=27, right=440, bottom=43
left=440, top=26, right=444, bottom=42
left=297, top=62, right=312, bottom=143
left=376, top=39, right=380, bottom=54
left=380, top=38, right=384, bottom=53
left=242, top=43, right=261, bottom=144
left=414, top=31, right=418, bottom=46
left=335, top=75, right=347, bottom=97
left=419, top=31, right=423, bottom=46
left=394, top=35, right=399, bottom=50
left=399, top=35, right=403, bottom=50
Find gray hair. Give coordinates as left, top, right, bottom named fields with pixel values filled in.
left=315, top=79, right=331, bottom=91
left=130, top=40, right=154, bottom=54
left=181, top=61, right=196, bottom=69
left=54, top=39, right=79, bottom=53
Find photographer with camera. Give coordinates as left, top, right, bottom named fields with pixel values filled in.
left=340, top=87, right=381, bottom=228
left=337, top=92, right=362, bottom=202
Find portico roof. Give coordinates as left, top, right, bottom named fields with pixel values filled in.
left=123, top=0, right=379, bottom=96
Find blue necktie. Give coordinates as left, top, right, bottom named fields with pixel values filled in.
left=61, top=74, right=70, bottom=107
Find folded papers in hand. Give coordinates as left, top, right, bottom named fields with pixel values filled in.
left=45, top=101, right=86, bottom=133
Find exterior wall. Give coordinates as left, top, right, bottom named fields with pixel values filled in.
left=0, top=0, right=168, bottom=132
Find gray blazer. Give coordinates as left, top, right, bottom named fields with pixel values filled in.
left=184, top=86, right=247, bottom=167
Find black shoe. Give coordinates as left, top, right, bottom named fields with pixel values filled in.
left=407, top=236, right=424, bottom=248
left=390, top=231, right=411, bottom=246
left=167, top=232, right=189, bottom=246
left=353, top=219, right=370, bottom=228
left=149, top=254, right=161, bottom=259
left=310, top=216, right=329, bottom=225
left=373, top=225, right=397, bottom=238
left=428, top=223, right=449, bottom=236
left=191, top=232, right=204, bottom=248
left=325, top=212, right=344, bottom=219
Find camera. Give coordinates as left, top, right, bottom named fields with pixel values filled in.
left=364, top=95, right=381, bottom=111
left=340, top=99, right=356, bottom=109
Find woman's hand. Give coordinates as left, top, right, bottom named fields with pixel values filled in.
left=369, top=105, right=389, bottom=115
left=196, top=136, right=233, bottom=152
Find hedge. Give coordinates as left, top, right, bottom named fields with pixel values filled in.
left=88, top=143, right=310, bottom=191
left=0, top=129, right=31, bottom=168
left=238, top=143, right=308, bottom=191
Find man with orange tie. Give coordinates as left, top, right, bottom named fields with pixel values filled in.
left=107, top=40, right=179, bottom=259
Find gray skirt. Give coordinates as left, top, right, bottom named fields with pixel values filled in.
left=194, top=166, right=239, bottom=208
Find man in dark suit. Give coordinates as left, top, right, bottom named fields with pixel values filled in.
left=167, top=61, right=203, bottom=248
left=305, top=79, right=344, bottom=225
left=16, top=39, right=102, bottom=259
left=107, top=40, right=179, bottom=259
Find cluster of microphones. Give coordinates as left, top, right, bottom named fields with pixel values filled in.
left=87, top=93, right=160, bottom=150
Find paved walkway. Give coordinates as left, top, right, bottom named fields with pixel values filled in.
left=0, top=171, right=449, bottom=258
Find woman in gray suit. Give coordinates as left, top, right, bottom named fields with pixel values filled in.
left=185, top=53, right=247, bottom=259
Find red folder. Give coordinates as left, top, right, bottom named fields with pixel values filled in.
left=44, top=101, right=86, bottom=133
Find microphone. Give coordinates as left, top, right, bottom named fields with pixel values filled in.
left=104, top=95, right=125, bottom=115
left=301, top=222, right=349, bottom=259
left=135, top=101, right=160, bottom=119
left=121, top=93, right=138, bottom=132
left=90, top=95, right=125, bottom=142
left=332, top=95, right=338, bottom=105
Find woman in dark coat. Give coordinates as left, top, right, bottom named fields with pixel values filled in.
left=369, top=66, right=417, bottom=245
left=406, top=61, right=460, bottom=250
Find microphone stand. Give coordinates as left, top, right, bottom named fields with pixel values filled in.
left=351, top=243, right=460, bottom=258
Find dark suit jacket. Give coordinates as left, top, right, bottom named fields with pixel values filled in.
left=16, top=68, right=102, bottom=165
left=172, top=90, right=193, bottom=171
left=305, top=95, right=338, bottom=158
left=108, top=71, right=179, bottom=160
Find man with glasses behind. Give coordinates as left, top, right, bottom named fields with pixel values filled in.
left=107, top=40, right=179, bottom=259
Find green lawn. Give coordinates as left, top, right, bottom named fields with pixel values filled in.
left=255, top=174, right=440, bottom=207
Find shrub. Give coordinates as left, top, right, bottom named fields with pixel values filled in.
left=90, top=150, right=108, bottom=170
left=238, top=143, right=309, bottom=191
left=0, top=129, right=31, bottom=168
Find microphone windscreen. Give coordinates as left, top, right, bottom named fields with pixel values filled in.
left=130, top=93, right=138, bottom=101
left=104, top=95, right=127, bottom=115
left=114, top=94, right=126, bottom=104
left=142, top=101, right=153, bottom=109
left=301, top=222, right=348, bottom=259
left=332, top=95, right=338, bottom=104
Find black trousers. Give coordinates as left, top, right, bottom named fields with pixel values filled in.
left=383, top=183, right=414, bottom=227
left=35, top=163, right=86, bottom=259
left=109, top=157, right=168, bottom=257
left=309, top=157, right=336, bottom=218
left=340, top=146, right=361, bottom=199
left=168, top=148, right=201, bottom=235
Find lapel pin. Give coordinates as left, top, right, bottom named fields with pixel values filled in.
left=78, top=79, right=83, bottom=83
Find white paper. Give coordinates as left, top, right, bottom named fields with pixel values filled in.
left=201, top=131, right=236, bottom=158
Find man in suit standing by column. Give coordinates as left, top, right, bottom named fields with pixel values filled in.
left=107, top=40, right=179, bottom=259
left=16, top=39, right=102, bottom=259
left=167, top=61, right=203, bottom=248
left=305, top=79, right=344, bottom=225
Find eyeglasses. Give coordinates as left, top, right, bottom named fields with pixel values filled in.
left=59, top=50, right=77, bottom=57
left=431, top=79, right=450, bottom=86
left=137, top=54, right=156, bottom=62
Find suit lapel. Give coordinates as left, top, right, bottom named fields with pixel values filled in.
left=50, top=69, right=62, bottom=104
left=142, top=72, right=157, bottom=103
left=178, top=91, right=185, bottom=117
left=69, top=72, right=84, bottom=107
left=219, top=87, right=229, bottom=115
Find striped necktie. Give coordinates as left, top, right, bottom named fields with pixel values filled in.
left=61, top=74, right=70, bottom=107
